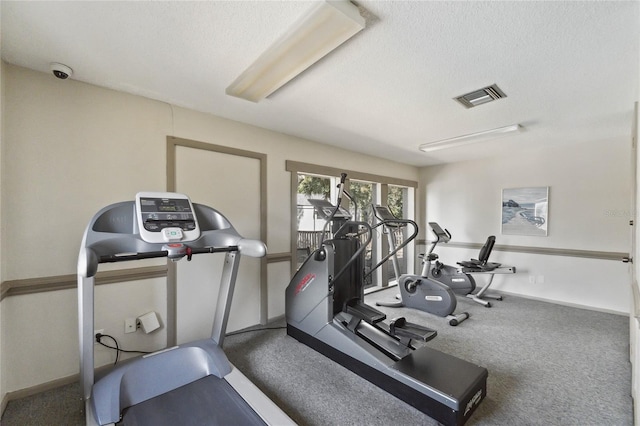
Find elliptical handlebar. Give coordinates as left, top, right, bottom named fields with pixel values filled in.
left=320, top=173, right=348, bottom=244
left=336, top=172, right=347, bottom=207
left=365, top=206, right=419, bottom=279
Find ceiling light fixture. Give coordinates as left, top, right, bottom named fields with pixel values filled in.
left=419, top=124, right=522, bottom=153
left=225, top=1, right=365, bottom=103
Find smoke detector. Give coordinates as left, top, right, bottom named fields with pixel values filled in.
left=454, top=84, right=506, bottom=108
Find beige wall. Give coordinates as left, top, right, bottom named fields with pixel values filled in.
left=419, top=138, right=632, bottom=314
left=0, top=63, right=419, bottom=395
left=2, top=59, right=632, bottom=401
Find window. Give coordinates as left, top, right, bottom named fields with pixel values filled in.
left=346, top=180, right=379, bottom=288
left=295, top=173, right=334, bottom=268
left=287, top=161, right=417, bottom=290
left=385, top=185, right=411, bottom=285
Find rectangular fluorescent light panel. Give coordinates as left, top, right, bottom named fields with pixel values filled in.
left=419, top=124, right=522, bottom=153
left=226, top=1, right=365, bottom=102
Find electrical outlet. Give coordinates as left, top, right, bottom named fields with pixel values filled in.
left=94, top=329, right=104, bottom=343
left=125, top=318, right=137, bottom=334
left=528, top=275, right=536, bottom=284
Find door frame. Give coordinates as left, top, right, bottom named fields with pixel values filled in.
left=166, top=136, right=268, bottom=345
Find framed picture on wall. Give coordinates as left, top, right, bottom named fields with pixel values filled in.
left=501, top=187, right=549, bottom=236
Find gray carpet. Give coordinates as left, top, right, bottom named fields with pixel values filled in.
left=1, top=288, right=632, bottom=425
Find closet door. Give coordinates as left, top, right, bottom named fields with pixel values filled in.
left=174, top=144, right=262, bottom=344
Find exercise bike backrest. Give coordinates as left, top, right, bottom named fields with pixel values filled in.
left=477, top=235, right=496, bottom=265
left=457, top=235, right=499, bottom=270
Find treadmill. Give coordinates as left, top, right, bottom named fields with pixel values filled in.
left=78, top=192, right=294, bottom=425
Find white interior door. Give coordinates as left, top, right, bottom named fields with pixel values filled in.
left=174, top=145, right=261, bottom=344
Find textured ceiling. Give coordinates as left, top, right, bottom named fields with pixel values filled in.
left=2, top=1, right=638, bottom=166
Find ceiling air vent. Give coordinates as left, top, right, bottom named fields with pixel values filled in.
left=454, top=84, right=506, bottom=108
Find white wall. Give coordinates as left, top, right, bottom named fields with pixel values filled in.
left=420, top=138, right=632, bottom=314
left=0, top=63, right=419, bottom=395
left=0, top=45, right=5, bottom=410
left=630, top=40, right=640, bottom=422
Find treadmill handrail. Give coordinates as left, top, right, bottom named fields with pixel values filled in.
left=77, top=198, right=276, bottom=426
left=97, top=246, right=239, bottom=264
left=365, top=217, right=418, bottom=279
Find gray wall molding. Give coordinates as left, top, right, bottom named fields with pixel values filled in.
left=1, top=244, right=626, bottom=302
left=0, top=266, right=168, bottom=301
left=442, top=241, right=628, bottom=262
left=266, top=252, right=292, bottom=263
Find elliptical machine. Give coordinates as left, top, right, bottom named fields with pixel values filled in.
left=372, top=206, right=470, bottom=326
left=286, top=174, right=488, bottom=426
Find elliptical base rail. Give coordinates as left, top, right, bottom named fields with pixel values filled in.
left=287, top=324, right=487, bottom=426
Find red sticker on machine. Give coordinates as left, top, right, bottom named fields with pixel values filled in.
left=294, top=273, right=316, bottom=295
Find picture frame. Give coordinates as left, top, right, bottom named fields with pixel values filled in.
left=501, top=187, right=549, bottom=236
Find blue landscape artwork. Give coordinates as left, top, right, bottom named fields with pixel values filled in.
left=501, top=187, right=548, bottom=236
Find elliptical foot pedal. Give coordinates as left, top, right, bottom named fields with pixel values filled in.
left=344, top=299, right=386, bottom=324
left=389, top=317, right=437, bottom=342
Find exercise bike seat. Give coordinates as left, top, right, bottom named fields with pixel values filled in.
left=457, top=236, right=500, bottom=271
left=458, top=260, right=501, bottom=272
left=419, top=253, right=439, bottom=261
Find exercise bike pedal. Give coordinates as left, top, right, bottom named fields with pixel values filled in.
left=388, top=317, right=437, bottom=342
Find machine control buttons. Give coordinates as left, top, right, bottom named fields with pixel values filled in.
left=163, top=227, right=183, bottom=241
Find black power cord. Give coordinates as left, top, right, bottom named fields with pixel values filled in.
left=95, top=333, right=152, bottom=366
left=94, top=326, right=285, bottom=366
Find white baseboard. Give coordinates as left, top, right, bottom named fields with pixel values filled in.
left=495, top=289, right=629, bottom=316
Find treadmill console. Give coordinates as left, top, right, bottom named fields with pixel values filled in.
left=308, top=199, right=351, bottom=220
left=135, top=192, right=200, bottom=243
left=374, top=206, right=397, bottom=221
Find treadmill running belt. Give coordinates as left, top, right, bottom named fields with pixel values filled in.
left=118, top=375, right=267, bottom=426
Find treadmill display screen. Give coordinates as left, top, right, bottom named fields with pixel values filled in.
left=139, top=197, right=196, bottom=232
